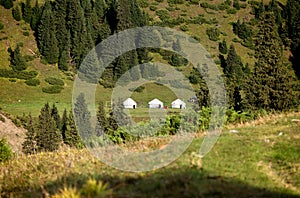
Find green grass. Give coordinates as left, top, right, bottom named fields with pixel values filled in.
left=0, top=113, right=299, bottom=197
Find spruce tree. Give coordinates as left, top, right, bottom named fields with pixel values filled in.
left=22, top=0, right=32, bottom=23
left=1, top=0, right=13, bottom=9
left=64, top=110, right=83, bottom=148
left=12, top=5, right=22, bottom=21
left=22, top=114, right=36, bottom=154
left=51, top=103, right=61, bottom=129
left=37, top=1, right=59, bottom=64
left=219, top=39, right=228, bottom=54
left=8, top=44, right=27, bottom=71
left=96, top=101, right=108, bottom=136
left=246, top=12, right=298, bottom=110
left=30, top=0, right=41, bottom=31
left=74, top=93, right=93, bottom=141
left=61, top=108, right=68, bottom=143
left=36, top=103, right=62, bottom=152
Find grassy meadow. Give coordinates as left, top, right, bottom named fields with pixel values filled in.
left=0, top=112, right=299, bottom=197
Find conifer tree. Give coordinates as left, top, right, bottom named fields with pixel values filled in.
left=246, top=12, right=298, bottom=110
left=64, top=110, right=83, bottom=148
left=225, top=44, right=243, bottom=82
left=38, top=1, right=59, bottom=64
left=22, top=0, right=32, bottom=23
left=30, top=0, right=41, bottom=31
left=12, top=5, right=22, bottom=21
left=74, top=93, right=93, bottom=141
left=51, top=103, right=61, bottom=129
left=96, top=101, right=108, bottom=136
left=219, top=39, right=228, bottom=54
left=8, top=44, right=27, bottom=71
left=1, top=0, right=13, bottom=9
left=233, top=0, right=240, bottom=10
left=61, top=108, right=68, bottom=143
left=36, top=103, right=62, bottom=152
left=22, top=114, right=36, bottom=154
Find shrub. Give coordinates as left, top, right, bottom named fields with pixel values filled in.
left=149, top=5, right=157, bottom=11
left=232, top=37, right=240, bottom=42
left=180, top=24, right=189, bottom=32
left=155, top=0, right=164, bottom=2
left=42, top=85, right=63, bottom=94
left=9, top=78, right=16, bottom=82
left=23, top=55, right=35, bottom=62
left=0, top=137, right=12, bottom=162
left=0, top=21, right=4, bottom=30
left=0, top=114, right=5, bottom=122
left=167, top=0, right=184, bottom=4
left=23, top=31, right=29, bottom=36
left=45, top=77, right=64, bottom=86
left=1, top=0, right=13, bottom=9
left=206, top=27, right=220, bottom=41
left=0, top=69, right=38, bottom=80
left=166, top=6, right=175, bottom=11
left=12, top=6, right=22, bottom=21
left=25, top=78, right=40, bottom=86
left=200, top=2, right=209, bottom=8
left=227, top=8, right=237, bottom=14
left=138, top=0, right=149, bottom=8
left=156, top=9, right=170, bottom=21
left=190, top=0, right=200, bottom=4
left=240, top=3, right=247, bottom=8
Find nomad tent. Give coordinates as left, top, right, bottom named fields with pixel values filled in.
left=171, top=99, right=186, bottom=109
left=148, top=98, right=163, bottom=109
left=123, top=98, right=137, bottom=109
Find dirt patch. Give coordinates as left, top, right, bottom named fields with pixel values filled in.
left=0, top=112, right=26, bottom=154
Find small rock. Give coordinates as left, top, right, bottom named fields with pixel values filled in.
left=278, top=132, right=283, bottom=136
left=229, top=129, right=239, bottom=133
left=291, top=119, right=300, bottom=122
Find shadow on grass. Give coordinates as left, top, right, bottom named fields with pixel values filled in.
left=8, top=166, right=300, bottom=198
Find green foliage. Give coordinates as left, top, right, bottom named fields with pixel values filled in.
left=1, top=0, right=13, bottom=9
left=23, top=31, right=30, bottom=36
left=206, top=27, right=220, bottom=41
left=0, top=137, right=12, bottom=162
left=0, top=114, right=5, bottom=122
left=12, top=5, right=22, bottom=21
left=0, top=21, right=4, bottom=30
left=149, top=5, right=157, bottom=11
left=45, top=77, right=64, bottom=86
left=8, top=45, right=27, bottom=71
left=42, top=85, right=63, bottom=94
left=233, top=20, right=252, bottom=40
left=80, top=179, right=112, bottom=198
left=22, top=114, right=37, bottom=154
left=245, top=12, right=299, bottom=111
left=36, top=103, right=62, bottom=152
left=0, top=69, right=38, bottom=80
left=233, top=0, right=240, bottom=10
left=64, top=110, right=83, bottom=149
left=226, top=7, right=237, bottom=14
left=167, top=0, right=184, bottom=4
left=22, top=0, right=32, bottom=23
left=219, top=39, right=228, bottom=54
left=25, top=78, right=40, bottom=86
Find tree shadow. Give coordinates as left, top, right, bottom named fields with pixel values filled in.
left=11, top=166, right=300, bottom=198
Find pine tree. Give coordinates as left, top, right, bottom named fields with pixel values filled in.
left=12, top=5, right=22, bottom=21
left=225, top=44, right=243, bottom=82
left=74, top=93, right=93, bottom=141
left=1, top=0, right=13, bottom=9
left=8, top=44, right=27, bottom=71
left=219, top=39, right=228, bottom=54
left=22, top=114, right=36, bottom=154
left=22, top=0, right=32, bottom=23
left=30, top=0, right=41, bottom=31
left=61, top=108, right=68, bottom=143
left=64, top=110, right=83, bottom=148
left=38, top=1, right=59, bottom=64
left=96, top=101, right=108, bottom=136
left=51, top=103, right=61, bottom=129
left=246, top=12, right=298, bottom=110
left=36, top=103, right=62, bottom=152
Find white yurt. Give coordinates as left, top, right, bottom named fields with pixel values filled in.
left=123, top=98, right=137, bottom=109
left=171, top=99, right=186, bottom=109
left=148, top=98, right=163, bottom=109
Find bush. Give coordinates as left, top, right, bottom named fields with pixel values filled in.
left=12, top=6, right=22, bottom=21
left=23, top=55, right=35, bottom=62
left=149, top=5, right=157, bottom=11
left=189, top=0, right=200, bottom=4
left=0, top=114, right=5, bottom=122
left=1, top=0, right=13, bottom=9
left=180, top=24, right=189, bottom=32
left=206, top=27, right=220, bottom=41
left=0, top=138, right=12, bottom=162
left=155, top=0, right=164, bottom=2
left=138, top=0, right=149, bottom=8
left=0, top=21, right=4, bottom=30
left=25, top=78, right=40, bottom=86
left=0, top=69, right=38, bottom=80
left=227, top=8, right=237, bottom=14
left=166, top=6, right=175, bottom=11
left=45, top=77, right=64, bottom=86
left=200, top=2, right=209, bottom=8
left=9, top=78, right=16, bottom=82
left=167, top=0, right=184, bottom=4
left=42, top=85, right=63, bottom=94
left=23, top=31, right=29, bottom=36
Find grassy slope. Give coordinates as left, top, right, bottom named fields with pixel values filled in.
left=0, top=0, right=266, bottom=117
left=0, top=113, right=299, bottom=197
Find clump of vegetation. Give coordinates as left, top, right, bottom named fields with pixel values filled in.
left=206, top=27, right=220, bottom=41
left=0, top=137, right=13, bottom=162
left=25, top=78, right=40, bottom=86
left=45, top=77, right=64, bottom=86
left=0, top=69, right=38, bottom=80
left=42, top=85, right=63, bottom=94
left=0, top=21, right=4, bottom=30
left=0, top=114, right=5, bottom=122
